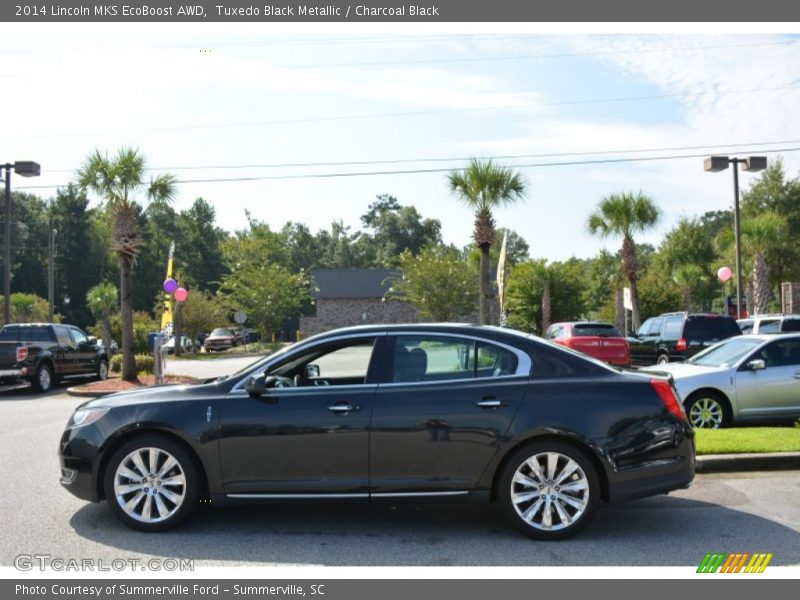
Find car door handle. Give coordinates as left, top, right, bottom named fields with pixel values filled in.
left=475, top=398, right=502, bottom=409
left=327, top=404, right=357, bottom=413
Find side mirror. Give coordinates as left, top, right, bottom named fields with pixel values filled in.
left=747, top=359, right=766, bottom=371
left=305, top=363, right=320, bottom=378
left=245, top=373, right=267, bottom=397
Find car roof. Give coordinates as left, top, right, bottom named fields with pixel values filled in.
left=732, top=333, right=800, bottom=342
left=306, top=323, right=542, bottom=346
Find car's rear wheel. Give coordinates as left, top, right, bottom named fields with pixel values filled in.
left=96, top=358, right=109, bottom=381
left=104, top=435, right=199, bottom=532
left=657, top=353, right=669, bottom=365
left=31, top=363, right=53, bottom=393
left=685, top=392, right=729, bottom=429
left=498, top=441, right=600, bottom=540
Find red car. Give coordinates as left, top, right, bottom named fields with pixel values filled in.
left=545, top=321, right=631, bottom=366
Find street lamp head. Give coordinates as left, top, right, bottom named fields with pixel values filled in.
left=704, top=156, right=730, bottom=172
left=13, top=161, right=41, bottom=177
left=742, top=156, right=767, bottom=172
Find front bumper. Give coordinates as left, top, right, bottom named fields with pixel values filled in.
left=58, top=426, right=104, bottom=502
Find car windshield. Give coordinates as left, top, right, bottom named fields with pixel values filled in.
left=687, top=337, right=764, bottom=367
left=211, top=328, right=232, bottom=336
left=572, top=323, right=622, bottom=337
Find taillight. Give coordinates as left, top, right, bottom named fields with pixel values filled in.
left=675, top=338, right=687, bottom=351
left=650, top=379, right=686, bottom=421
left=16, top=346, right=29, bottom=362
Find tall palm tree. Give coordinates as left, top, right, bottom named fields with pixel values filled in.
left=587, top=192, right=661, bottom=332
left=78, top=148, right=176, bottom=381
left=716, top=211, right=788, bottom=315
left=531, top=260, right=553, bottom=333
left=672, top=264, right=705, bottom=312
left=86, top=281, right=118, bottom=352
left=448, top=159, right=527, bottom=324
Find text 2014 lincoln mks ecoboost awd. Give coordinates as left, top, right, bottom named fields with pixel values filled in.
left=59, top=324, right=694, bottom=540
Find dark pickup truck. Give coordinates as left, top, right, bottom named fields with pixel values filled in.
left=0, top=323, right=109, bottom=392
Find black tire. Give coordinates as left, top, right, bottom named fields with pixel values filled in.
left=31, top=363, right=53, bottom=393
left=685, top=391, right=730, bottom=429
left=96, top=358, right=109, bottom=381
left=498, top=441, right=600, bottom=541
left=656, top=353, right=669, bottom=365
left=103, top=434, right=200, bottom=532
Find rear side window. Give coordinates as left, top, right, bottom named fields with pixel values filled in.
left=53, top=325, right=73, bottom=347
left=531, top=344, right=608, bottom=378
left=572, top=323, right=622, bottom=337
left=758, top=320, right=781, bottom=334
left=782, top=318, right=800, bottom=333
left=683, top=316, right=740, bottom=340
left=18, top=326, right=54, bottom=342
left=661, top=317, right=684, bottom=341
left=0, top=327, right=19, bottom=341
left=475, top=343, right=519, bottom=378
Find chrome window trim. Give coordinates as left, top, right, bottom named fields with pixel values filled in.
left=227, top=493, right=369, bottom=499
left=371, top=491, right=469, bottom=498
left=230, top=329, right=533, bottom=392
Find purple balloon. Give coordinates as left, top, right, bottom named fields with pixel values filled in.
left=163, top=278, right=177, bottom=294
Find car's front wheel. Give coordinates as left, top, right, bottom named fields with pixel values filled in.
left=685, top=392, right=729, bottom=429
left=498, top=441, right=600, bottom=540
left=104, top=435, right=200, bottom=532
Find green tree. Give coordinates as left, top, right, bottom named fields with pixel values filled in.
left=77, top=147, right=177, bottom=381
left=448, top=159, right=527, bottom=324
left=587, top=191, right=661, bottom=331
left=0, top=192, right=49, bottom=300
left=386, top=245, right=478, bottom=321
left=717, top=211, right=788, bottom=314
left=178, top=291, right=229, bottom=346
left=672, top=264, right=706, bottom=312
left=360, top=195, right=442, bottom=265
left=177, top=198, right=229, bottom=292
left=0, top=293, right=50, bottom=325
left=86, top=282, right=118, bottom=351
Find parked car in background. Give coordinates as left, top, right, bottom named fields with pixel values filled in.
left=243, top=328, right=260, bottom=344
left=545, top=322, right=631, bottom=366
left=642, top=334, right=800, bottom=429
left=0, top=323, right=109, bottom=392
left=59, top=324, right=694, bottom=539
left=203, top=328, right=239, bottom=352
left=164, top=336, right=195, bottom=354
left=737, top=314, right=800, bottom=335
left=629, top=312, right=741, bottom=366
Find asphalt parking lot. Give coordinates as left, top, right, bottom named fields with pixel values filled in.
left=1, top=381, right=798, bottom=567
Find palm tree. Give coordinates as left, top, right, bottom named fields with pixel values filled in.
left=672, top=264, right=705, bottom=312
left=448, top=159, right=527, bottom=324
left=78, top=148, right=176, bottom=381
left=86, top=282, right=118, bottom=352
left=716, top=211, right=788, bottom=315
left=531, top=260, right=553, bottom=333
left=587, top=192, right=661, bottom=332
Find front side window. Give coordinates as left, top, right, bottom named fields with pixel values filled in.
left=266, top=338, right=377, bottom=386
left=391, top=336, right=473, bottom=383
left=69, top=328, right=88, bottom=345
left=753, top=340, right=800, bottom=368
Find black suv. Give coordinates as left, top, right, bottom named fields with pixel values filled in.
left=629, top=312, right=742, bottom=366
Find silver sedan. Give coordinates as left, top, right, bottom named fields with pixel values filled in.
left=642, top=334, right=800, bottom=428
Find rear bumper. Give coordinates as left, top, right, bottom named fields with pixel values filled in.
left=0, top=368, right=26, bottom=378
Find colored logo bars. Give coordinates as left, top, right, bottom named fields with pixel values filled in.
left=697, top=552, right=773, bottom=573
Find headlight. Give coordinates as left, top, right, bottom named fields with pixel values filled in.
left=67, top=408, right=109, bottom=429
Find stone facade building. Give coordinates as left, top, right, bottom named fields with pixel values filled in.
left=299, top=268, right=420, bottom=337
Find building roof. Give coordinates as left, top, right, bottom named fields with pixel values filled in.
left=310, top=268, right=399, bottom=299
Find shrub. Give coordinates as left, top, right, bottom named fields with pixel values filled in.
left=110, top=354, right=154, bottom=374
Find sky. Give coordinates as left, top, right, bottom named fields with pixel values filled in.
left=3, top=24, right=800, bottom=261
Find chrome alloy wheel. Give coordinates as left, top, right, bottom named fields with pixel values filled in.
left=510, top=452, right=590, bottom=532
left=98, top=361, right=108, bottom=380
left=688, top=397, right=724, bottom=429
left=38, top=366, right=52, bottom=391
left=113, top=447, right=187, bottom=523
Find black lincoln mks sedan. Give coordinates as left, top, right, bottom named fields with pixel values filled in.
left=59, top=324, right=694, bottom=540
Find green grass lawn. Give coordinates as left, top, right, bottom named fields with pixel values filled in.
left=695, top=425, right=800, bottom=455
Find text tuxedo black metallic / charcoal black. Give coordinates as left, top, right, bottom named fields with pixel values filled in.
left=59, top=324, right=695, bottom=540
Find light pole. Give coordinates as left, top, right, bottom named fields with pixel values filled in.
left=48, top=228, right=57, bottom=322
left=704, top=156, right=767, bottom=319
left=2, top=161, right=41, bottom=324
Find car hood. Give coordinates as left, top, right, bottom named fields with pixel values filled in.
left=640, top=362, right=728, bottom=378
left=78, top=381, right=221, bottom=410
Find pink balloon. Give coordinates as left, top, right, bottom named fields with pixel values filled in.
left=174, top=287, right=188, bottom=302
left=717, top=266, right=732, bottom=283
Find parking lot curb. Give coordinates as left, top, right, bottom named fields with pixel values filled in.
left=696, top=452, right=800, bottom=473
left=65, top=387, right=106, bottom=398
